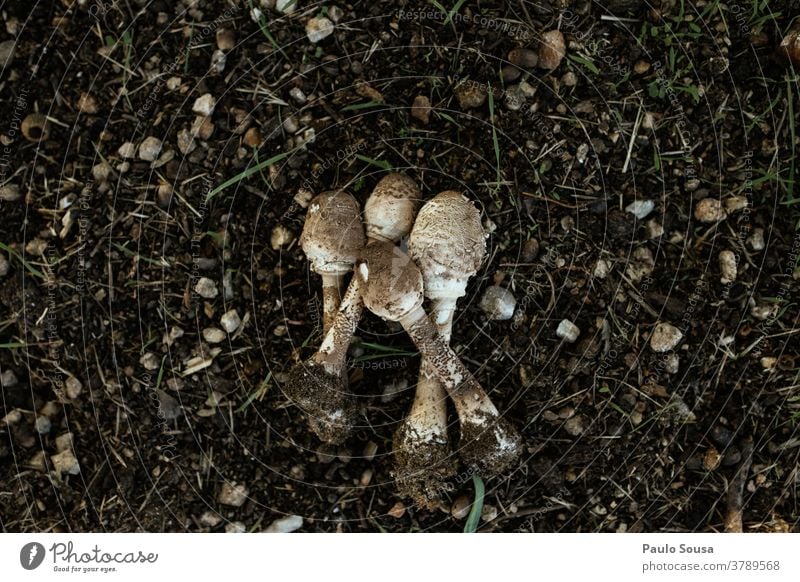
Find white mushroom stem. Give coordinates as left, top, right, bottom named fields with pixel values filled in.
left=286, top=174, right=420, bottom=444
left=356, top=241, right=520, bottom=475
left=320, top=271, right=346, bottom=334
left=404, top=298, right=455, bottom=440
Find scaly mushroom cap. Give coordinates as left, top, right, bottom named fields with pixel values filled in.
left=408, top=190, right=486, bottom=300
left=364, top=173, right=421, bottom=242
left=356, top=241, right=423, bottom=322
left=300, top=190, right=365, bottom=275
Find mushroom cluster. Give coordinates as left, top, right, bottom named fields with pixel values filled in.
left=284, top=177, right=521, bottom=507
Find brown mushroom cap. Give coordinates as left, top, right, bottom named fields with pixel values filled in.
left=408, top=190, right=486, bottom=300
left=355, top=240, right=423, bottom=322
left=300, top=190, right=365, bottom=274
left=364, top=173, right=421, bottom=242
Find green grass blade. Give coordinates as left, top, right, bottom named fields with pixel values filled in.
left=463, top=475, right=485, bottom=533
left=206, top=151, right=291, bottom=200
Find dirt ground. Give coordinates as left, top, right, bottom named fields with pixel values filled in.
left=1, top=0, right=799, bottom=533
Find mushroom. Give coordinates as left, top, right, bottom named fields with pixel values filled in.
left=299, top=190, right=364, bottom=334
left=393, top=191, right=487, bottom=506
left=355, top=240, right=521, bottom=476
left=285, top=174, right=420, bottom=443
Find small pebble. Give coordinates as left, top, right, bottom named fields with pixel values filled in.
left=289, top=87, right=307, bottom=104
left=538, top=30, right=566, bottom=70
left=275, top=0, right=297, bottom=14
left=664, top=353, right=680, bottom=374
left=0, top=39, right=16, bottom=70
left=51, top=449, right=80, bottom=475
left=194, top=277, right=218, bottom=299
left=65, top=376, right=82, bottom=399
left=625, top=199, right=655, bottom=219
left=192, top=93, right=216, bottom=117
left=564, top=415, right=585, bottom=436
left=724, top=195, right=749, bottom=213
left=479, top=286, right=516, bottom=320
left=220, top=309, right=241, bottom=333
left=387, top=501, right=406, bottom=518
left=481, top=505, right=499, bottom=522
left=451, top=495, right=472, bottom=519
left=203, top=327, right=226, bottom=344
left=306, top=16, right=334, bottom=43
left=455, top=83, right=487, bottom=109
left=719, top=250, right=738, bottom=284
left=218, top=482, right=249, bottom=507
left=0, top=184, right=21, bottom=202
left=216, top=28, right=235, bottom=51
left=177, top=129, right=195, bottom=155
left=508, top=47, right=538, bottom=68
left=138, top=136, right=163, bottom=162
left=226, top=521, right=247, bottom=533
left=646, top=219, right=664, bottom=239
left=650, top=322, right=683, bottom=352
left=139, top=352, right=160, bottom=371
left=264, top=515, right=303, bottom=533
left=1, top=369, right=18, bottom=388
left=76, top=92, right=98, bottom=114
left=703, top=446, right=721, bottom=471
left=694, top=198, right=727, bottom=223
left=55, top=432, right=74, bottom=452
left=271, top=225, right=295, bottom=250
left=199, top=511, right=223, bottom=527
left=35, top=416, right=52, bottom=434
left=593, top=259, right=611, bottom=279
left=410, top=95, right=431, bottom=124
left=746, top=228, right=765, bottom=251
left=0, top=253, right=8, bottom=277
left=118, top=142, right=136, bottom=158
left=556, top=319, right=580, bottom=343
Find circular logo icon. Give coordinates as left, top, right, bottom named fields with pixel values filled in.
left=20, top=542, right=46, bottom=570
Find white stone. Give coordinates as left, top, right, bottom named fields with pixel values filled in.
left=202, top=327, right=226, bottom=344
left=746, top=228, right=765, bottom=251
left=65, top=376, right=82, bottom=399
left=593, top=259, right=611, bottom=279
left=306, top=16, right=334, bottom=43
left=479, top=286, right=516, bottom=320
left=0, top=184, right=21, bottom=201
left=650, top=322, right=683, bottom=352
left=220, top=309, right=241, bottom=333
left=275, top=0, right=297, bottom=14
left=265, top=515, right=303, bottom=533
left=138, top=136, right=163, bottom=161
left=194, top=277, right=218, bottom=299
left=118, top=142, right=136, bottom=158
left=556, top=319, right=580, bottom=343
left=626, top=199, right=655, bottom=220
left=218, top=482, right=249, bottom=507
left=664, top=353, right=680, bottom=374
left=192, top=93, right=216, bottom=116
left=1, top=369, right=18, bottom=388
left=51, top=449, right=80, bottom=475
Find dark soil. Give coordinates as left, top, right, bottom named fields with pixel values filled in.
left=1, top=0, right=798, bottom=533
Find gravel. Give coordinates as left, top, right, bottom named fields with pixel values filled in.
left=264, top=514, right=303, bottom=533
left=625, top=199, right=655, bottom=219
left=192, top=93, right=216, bottom=116
left=194, top=277, right=219, bottom=299
left=650, top=322, right=684, bottom=352
left=138, top=137, right=163, bottom=161
left=218, top=482, right=249, bottom=507
left=306, top=16, right=334, bottom=43
left=220, top=309, right=241, bottom=333
left=556, top=319, right=580, bottom=343
left=479, top=286, right=517, bottom=320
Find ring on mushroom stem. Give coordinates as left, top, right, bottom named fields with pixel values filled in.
left=356, top=240, right=521, bottom=476
left=299, top=190, right=364, bottom=335
left=284, top=173, right=421, bottom=444
left=393, top=191, right=488, bottom=507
